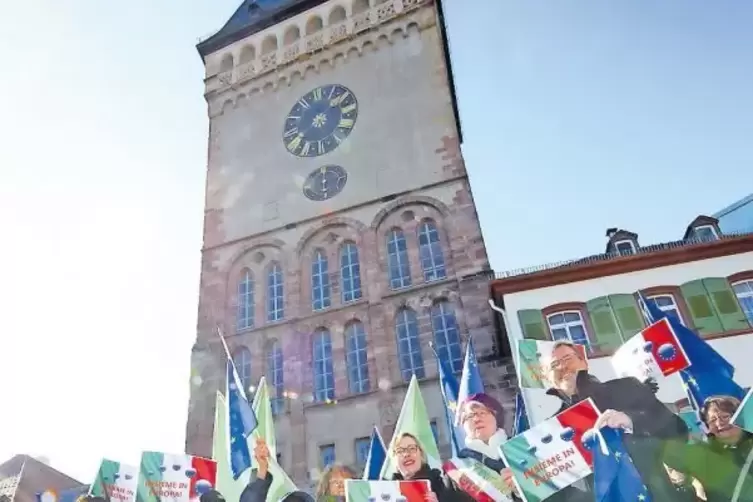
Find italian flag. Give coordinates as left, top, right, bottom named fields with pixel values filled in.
left=90, top=459, right=138, bottom=502
left=442, top=457, right=513, bottom=502
left=499, top=399, right=600, bottom=502
left=379, top=375, right=440, bottom=479
left=345, top=480, right=430, bottom=502
left=135, top=452, right=216, bottom=502
left=517, top=340, right=588, bottom=390
left=612, top=318, right=690, bottom=381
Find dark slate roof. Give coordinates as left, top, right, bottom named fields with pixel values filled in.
left=197, top=0, right=328, bottom=59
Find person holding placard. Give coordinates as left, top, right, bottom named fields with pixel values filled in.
left=390, top=433, right=474, bottom=502
left=542, top=340, right=688, bottom=502
left=456, top=393, right=521, bottom=499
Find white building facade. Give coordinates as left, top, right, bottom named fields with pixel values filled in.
left=492, top=220, right=753, bottom=426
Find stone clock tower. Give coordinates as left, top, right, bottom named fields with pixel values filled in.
left=187, top=0, right=510, bottom=488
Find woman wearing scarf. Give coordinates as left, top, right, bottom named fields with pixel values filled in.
left=390, top=432, right=474, bottom=502
left=456, top=393, right=520, bottom=498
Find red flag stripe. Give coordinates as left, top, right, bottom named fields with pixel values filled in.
left=554, top=399, right=600, bottom=466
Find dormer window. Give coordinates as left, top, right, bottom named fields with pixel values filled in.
left=614, top=240, right=636, bottom=256
left=692, top=225, right=718, bottom=242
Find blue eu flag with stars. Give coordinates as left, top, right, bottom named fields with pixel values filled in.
left=432, top=344, right=465, bottom=456
left=587, top=427, right=652, bottom=502
left=227, top=360, right=258, bottom=479
left=513, top=391, right=530, bottom=436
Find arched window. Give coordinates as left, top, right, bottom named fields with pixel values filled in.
left=340, top=242, right=362, bottom=303
left=313, top=329, right=335, bottom=401
left=311, top=249, right=331, bottom=311
left=237, top=269, right=255, bottom=330
left=345, top=322, right=370, bottom=393
left=267, top=341, right=284, bottom=415
left=387, top=229, right=411, bottom=289
left=395, top=309, right=424, bottom=381
left=267, top=262, right=284, bottom=322
left=431, top=302, right=462, bottom=373
left=418, top=220, right=446, bottom=282
left=233, top=347, right=253, bottom=393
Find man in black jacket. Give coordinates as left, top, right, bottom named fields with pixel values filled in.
left=543, top=341, right=689, bottom=502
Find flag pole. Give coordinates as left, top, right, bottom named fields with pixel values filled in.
left=488, top=298, right=535, bottom=430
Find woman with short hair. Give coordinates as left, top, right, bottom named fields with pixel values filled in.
left=389, top=432, right=473, bottom=502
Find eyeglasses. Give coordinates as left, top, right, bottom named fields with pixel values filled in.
left=550, top=354, right=576, bottom=371
left=461, top=408, right=491, bottom=424
left=394, top=445, right=419, bottom=456
left=707, top=412, right=732, bottom=426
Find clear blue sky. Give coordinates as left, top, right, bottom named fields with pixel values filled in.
left=1, top=0, right=751, bottom=482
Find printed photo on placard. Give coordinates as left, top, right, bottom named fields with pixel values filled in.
left=517, top=340, right=588, bottom=390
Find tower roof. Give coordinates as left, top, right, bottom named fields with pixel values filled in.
left=197, top=0, right=327, bottom=60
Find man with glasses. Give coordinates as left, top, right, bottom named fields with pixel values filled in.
left=541, top=341, right=688, bottom=501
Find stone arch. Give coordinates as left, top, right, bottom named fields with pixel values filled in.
left=283, top=25, right=301, bottom=45
left=295, top=217, right=369, bottom=256
left=261, top=34, right=278, bottom=54
left=352, top=0, right=370, bottom=14
left=305, top=15, right=324, bottom=35
left=370, top=196, right=451, bottom=231
left=329, top=5, right=347, bottom=24
left=219, top=53, right=234, bottom=72
left=227, top=238, right=287, bottom=272
left=239, top=45, right=256, bottom=64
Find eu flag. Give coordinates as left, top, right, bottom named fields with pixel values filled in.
left=227, top=360, right=258, bottom=479
left=455, top=338, right=485, bottom=426
left=637, top=292, right=744, bottom=403
left=513, top=391, right=530, bottom=436
left=589, top=427, right=652, bottom=502
left=432, top=344, right=465, bottom=455
left=362, top=426, right=387, bottom=480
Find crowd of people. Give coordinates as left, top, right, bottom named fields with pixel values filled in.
left=75, top=339, right=752, bottom=502
left=219, top=340, right=752, bottom=502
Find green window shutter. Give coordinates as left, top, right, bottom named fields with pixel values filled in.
left=517, top=309, right=548, bottom=340
left=608, top=294, right=645, bottom=340
left=586, top=297, right=623, bottom=353
left=702, top=278, right=751, bottom=332
left=680, top=279, right=723, bottom=337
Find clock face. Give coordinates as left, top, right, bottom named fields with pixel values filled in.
left=282, top=84, right=358, bottom=158
left=303, top=165, right=348, bottom=201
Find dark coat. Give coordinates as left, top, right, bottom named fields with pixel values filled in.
left=664, top=432, right=753, bottom=502
left=545, top=371, right=689, bottom=502
left=239, top=472, right=319, bottom=502
left=392, top=464, right=474, bottom=502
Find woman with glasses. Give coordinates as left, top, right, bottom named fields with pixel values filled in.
left=456, top=393, right=521, bottom=499
left=390, top=432, right=474, bottom=502
left=665, top=395, right=753, bottom=502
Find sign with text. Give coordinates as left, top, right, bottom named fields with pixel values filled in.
left=443, top=457, right=513, bottom=502
left=135, top=452, right=216, bottom=502
left=611, top=318, right=690, bottom=382
left=499, top=399, right=600, bottom=502
left=90, top=460, right=138, bottom=502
